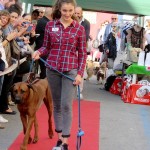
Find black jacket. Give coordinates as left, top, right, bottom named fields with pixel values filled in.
left=104, top=32, right=117, bottom=60
left=81, top=18, right=90, bottom=42
left=35, top=16, right=50, bottom=50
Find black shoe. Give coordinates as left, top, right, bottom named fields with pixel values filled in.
left=61, top=144, right=68, bottom=150
left=56, top=139, right=62, bottom=147
left=2, top=110, right=16, bottom=115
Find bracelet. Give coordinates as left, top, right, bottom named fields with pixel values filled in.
left=5, top=38, right=10, bottom=42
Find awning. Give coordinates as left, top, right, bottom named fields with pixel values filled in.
left=21, top=0, right=150, bottom=16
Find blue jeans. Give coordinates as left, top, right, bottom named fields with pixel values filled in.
left=46, top=69, right=77, bottom=137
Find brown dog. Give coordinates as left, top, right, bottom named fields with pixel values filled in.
left=11, top=79, right=53, bottom=150
left=86, top=60, right=100, bottom=80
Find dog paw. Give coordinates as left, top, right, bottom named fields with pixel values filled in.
left=48, top=130, right=54, bottom=139
left=20, top=144, right=27, bottom=150
left=28, top=136, right=32, bottom=144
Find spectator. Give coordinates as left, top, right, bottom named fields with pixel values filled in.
left=75, top=6, right=90, bottom=99
left=102, top=15, right=118, bottom=69
left=97, top=23, right=105, bottom=53
left=0, top=0, right=22, bottom=11
left=103, top=15, right=118, bottom=42
left=31, top=9, right=39, bottom=22
left=38, top=8, right=45, bottom=19
left=75, top=6, right=90, bottom=42
left=22, top=13, right=36, bottom=45
left=0, top=10, right=18, bottom=115
left=35, top=7, right=52, bottom=79
left=104, top=23, right=118, bottom=68
left=3, top=3, right=24, bottom=105
left=0, top=51, right=8, bottom=127
left=22, top=13, right=31, bottom=22
left=12, top=13, right=35, bottom=83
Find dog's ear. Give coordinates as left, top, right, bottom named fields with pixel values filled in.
left=9, top=84, right=16, bottom=100
left=9, top=84, right=15, bottom=92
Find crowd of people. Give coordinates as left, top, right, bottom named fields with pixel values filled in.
left=0, top=1, right=48, bottom=128
left=1, top=0, right=150, bottom=150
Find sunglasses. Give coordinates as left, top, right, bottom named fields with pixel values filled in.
left=111, top=18, right=117, bottom=20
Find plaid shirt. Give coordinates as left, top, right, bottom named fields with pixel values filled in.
left=38, top=19, right=87, bottom=77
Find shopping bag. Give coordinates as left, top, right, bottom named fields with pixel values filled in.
left=121, top=80, right=131, bottom=103
left=121, top=75, right=132, bottom=103
left=138, top=80, right=150, bottom=86
left=109, top=77, right=122, bottom=95
left=129, top=84, right=150, bottom=105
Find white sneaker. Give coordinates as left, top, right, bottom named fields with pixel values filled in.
left=52, top=147, right=61, bottom=150
left=77, top=93, right=83, bottom=100
left=0, top=115, right=8, bottom=123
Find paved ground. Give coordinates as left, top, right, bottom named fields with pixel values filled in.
left=1, top=76, right=150, bottom=150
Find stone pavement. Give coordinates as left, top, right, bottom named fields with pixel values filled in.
left=0, top=76, right=150, bottom=150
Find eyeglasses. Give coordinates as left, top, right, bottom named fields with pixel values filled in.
left=111, top=18, right=117, bottom=20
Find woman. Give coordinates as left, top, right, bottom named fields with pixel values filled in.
left=105, top=23, right=118, bottom=69
left=32, top=0, right=87, bottom=149
left=0, top=10, right=17, bottom=115
left=22, top=13, right=36, bottom=45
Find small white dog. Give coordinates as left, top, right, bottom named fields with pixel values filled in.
left=95, top=61, right=107, bottom=85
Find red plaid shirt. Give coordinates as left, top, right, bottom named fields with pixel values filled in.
left=38, top=19, right=87, bottom=77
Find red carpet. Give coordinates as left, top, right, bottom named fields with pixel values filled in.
left=8, top=100, right=100, bottom=150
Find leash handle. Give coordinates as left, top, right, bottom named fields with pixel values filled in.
left=26, top=59, right=35, bottom=83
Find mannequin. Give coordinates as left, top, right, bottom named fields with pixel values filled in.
left=126, top=22, right=145, bottom=49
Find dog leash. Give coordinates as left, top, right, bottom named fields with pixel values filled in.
left=39, top=58, right=84, bottom=150
left=26, top=59, right=35, bottom=84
